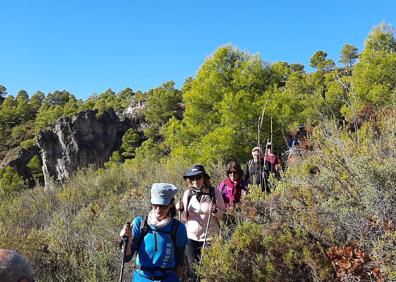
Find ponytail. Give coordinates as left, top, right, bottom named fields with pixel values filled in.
left=168, top=197, right=177, bottom=218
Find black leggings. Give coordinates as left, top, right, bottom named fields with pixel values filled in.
left=186, top=239, right=205, bottom=281
left=186, top=239, right=204, bottom=264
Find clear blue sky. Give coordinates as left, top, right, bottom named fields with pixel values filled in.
left=1, top=0, right=395, bottom=100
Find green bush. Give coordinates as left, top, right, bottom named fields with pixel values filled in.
left=196, top=109, right=396, bottom=281
left=0, top=166, right=26, bottom=195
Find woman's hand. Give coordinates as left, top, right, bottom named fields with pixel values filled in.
left=209, top=202, right=217, bottom=213
left=241, top=189, right=247, bottom=198
left=175, top=200, right=184, bottom=211
left=119, top=222, right=132, bottom=240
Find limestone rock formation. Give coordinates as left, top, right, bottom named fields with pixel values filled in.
left=122, top=98, right=145, bottom=120
left=0, top=145, right=41, bottom=186
left=37, top=109, right=130, bottom=187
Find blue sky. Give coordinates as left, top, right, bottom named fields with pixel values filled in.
left=1, top=1, right=395, bottom=100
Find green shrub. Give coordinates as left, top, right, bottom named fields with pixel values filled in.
left=0, top=166, right=26, bottom=195
left=20, top=138, right=36, bottom=149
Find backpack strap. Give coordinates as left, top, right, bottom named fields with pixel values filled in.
left=248, top=159, right=254, bottom=171
left=186, top=190, right=193, bottom=219
left=170, top=218, right=180, bottom=248
left=219, top=181, right=228, bottom=203
left=137, top=216, right=149, bottom=251
left=135, top=265, right=175, bottom=274
left=209, top=186, right=216, bottom=205
left=220, top=182, right=227, bottom=194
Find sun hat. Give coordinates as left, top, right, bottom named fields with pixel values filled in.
left=183, top=164, right=210, bottom=180
left=150, top=183, right=178, bottom=206
left=252, top=146, right=262, bottom=152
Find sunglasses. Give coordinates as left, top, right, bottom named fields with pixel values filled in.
left=189, top=174, right=204, bottom=181
left=228, top=171, right=239, bottom=175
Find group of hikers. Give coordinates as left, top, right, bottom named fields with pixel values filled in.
left=119, top=141, right=285, bottom=282
left=0, top=126, right=307, bottom=282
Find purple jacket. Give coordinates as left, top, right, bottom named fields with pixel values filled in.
left=217, top=177, right=248, bottom=208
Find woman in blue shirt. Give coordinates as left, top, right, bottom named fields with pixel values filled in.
left=120, top=183, right=188, bottom=281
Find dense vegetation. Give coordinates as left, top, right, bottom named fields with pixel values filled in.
left=0, top=23, right=395, bottom=281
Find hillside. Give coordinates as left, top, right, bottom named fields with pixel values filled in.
left=0, top=24, right=395, bottom=281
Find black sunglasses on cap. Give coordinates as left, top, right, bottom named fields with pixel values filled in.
left=189, top=174, right=204, bottom=180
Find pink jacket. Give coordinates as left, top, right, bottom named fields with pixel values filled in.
left=217, top=177, right=248, bottom=208
left=180, top=186, right=225, bottom=242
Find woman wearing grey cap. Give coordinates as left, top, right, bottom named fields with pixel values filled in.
left=120, top=183, right=188, bottom=282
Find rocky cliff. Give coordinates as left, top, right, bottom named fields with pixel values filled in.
left=0, top=145, right=41, bottom=186
left=37, top=109, right=139, bottom=187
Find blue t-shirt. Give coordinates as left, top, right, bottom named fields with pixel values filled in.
left=131, top=216, right=187, bottom=280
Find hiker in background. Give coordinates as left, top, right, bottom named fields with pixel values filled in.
left=119, top=183, right=187, bottom=282
left=286, top=132, right=298, bottom=150
left=244, top=146, right=266, bottom=192
left=264, top=142, right=280, bottom=188
left=217, top=161, right=248, bottom=209
left=176, top=164, right=225, bottom=280
left=0, top=249, right=34, bottom=282
left=295, top=123, right=308, bottom=144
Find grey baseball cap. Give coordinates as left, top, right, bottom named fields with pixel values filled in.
left=150, top=183, right=178, bottom=206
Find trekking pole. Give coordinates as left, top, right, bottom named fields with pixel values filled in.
left=202, top=194, right=215, bottom=254
left=119, top=222, right=131, bottom=282
left=270, top=117, right=273, bottom=145
left=178, top=198, right=183, bottom=221
left=257, top=101, right=267, bottom=148
left=202, top=211, right=211, bottom=252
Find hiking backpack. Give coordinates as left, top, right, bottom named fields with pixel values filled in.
left=137, top=217, right=180, bottom=252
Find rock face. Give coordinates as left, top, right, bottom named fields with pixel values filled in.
left=0, top=145, right=41, bottom=186
left=37, top=109, right=129, bottom=187
left=123, top=99, right=145, bottom=120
